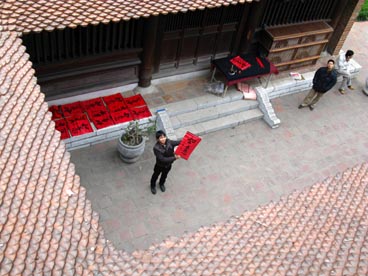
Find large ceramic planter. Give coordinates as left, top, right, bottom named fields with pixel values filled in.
left=117, top=136, right=145, bottom=163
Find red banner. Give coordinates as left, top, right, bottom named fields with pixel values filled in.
left=107, top=101, right=127, bottom=113
left=256, top=57, right=265, bottom=69
left=49, top=105, right=63, bottom=120
left=81, top=98, right=105, bottom=112
left=124, top=94, right=147, bottom=108
left=175, top=132, right=202, bottom=160
left=110, top=109, right=134, bottom=124
left=88, top=109, right=114, bottom=129
left=230, top=56, right=251, bottom=71
left=54, top=118, right=70, bottom=140
left=66, top=113, right=93, bottom=137
left=130, top=105, right=152, bottom=120
left=61, top=102, right=84, bottom=117
left=103, top=93, right=126, bottom=112
left=102, top=93, right=124, bottom=106
left=83, top=103, right=108, bottom=120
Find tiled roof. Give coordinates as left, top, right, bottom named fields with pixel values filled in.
left=1, top=1, right=368, bottom=275
left=133, top=163, right=368, bottom=275
left=1, top=0, right=256, bottom=34
left=0, top=30, right=133, bottom=275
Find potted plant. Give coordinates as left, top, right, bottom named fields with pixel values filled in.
left=117, top=119, right=155, bottom=163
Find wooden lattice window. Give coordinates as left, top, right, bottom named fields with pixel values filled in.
left=22, top=19, right=143, bottom=65
left=260, top=0, right=338, bottom=27
left=163, top=4, right=245, bottom=32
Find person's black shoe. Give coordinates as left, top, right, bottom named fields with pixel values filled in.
left=309, top=105, right=314, bottom=111
left=298, top=104, right=304, bottom=109
left=151, top=186, right=156, bottom=195
left=159, top=184, right=166, bottom=192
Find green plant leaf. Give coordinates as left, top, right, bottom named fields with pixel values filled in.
left=120, top=118, right=156, bottom=146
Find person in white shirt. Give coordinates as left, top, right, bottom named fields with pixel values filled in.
left=335, top=49, right=354, bottom=94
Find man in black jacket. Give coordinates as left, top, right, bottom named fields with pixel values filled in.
left=298, top=59, right=337, bottom=111
left=150, top=130, right=181, bottom=195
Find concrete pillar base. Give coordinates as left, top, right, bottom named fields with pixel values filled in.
left=133, top=85, right=159, bottom=95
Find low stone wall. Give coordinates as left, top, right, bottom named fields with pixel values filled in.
left=64, top=117, right=155, bottom=151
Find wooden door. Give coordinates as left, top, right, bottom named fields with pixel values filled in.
left=156, top=4, right=247, bottom=71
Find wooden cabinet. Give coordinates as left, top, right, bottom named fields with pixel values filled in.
left=259, top=21, right=333, bottom=71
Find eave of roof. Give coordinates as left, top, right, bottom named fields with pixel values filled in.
left=1, top=0, right=257, bottom=35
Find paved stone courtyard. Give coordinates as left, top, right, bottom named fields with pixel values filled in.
left=70, top=22, right=368, bottom=253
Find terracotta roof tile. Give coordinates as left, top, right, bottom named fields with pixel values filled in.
left=1, top=0, right=257, bottom=34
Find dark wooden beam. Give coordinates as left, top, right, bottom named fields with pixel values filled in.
left=231, top=3, right=250, bottom=55
left=238, top=0, right=269, bottom=54
left=153, top=15, right=166, bottom=73
left=326, top=0, right=358, bottom=54
left=138, top=16, right=159, bottom=87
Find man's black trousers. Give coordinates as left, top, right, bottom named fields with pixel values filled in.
left=150, top=164, right=172, bottom=188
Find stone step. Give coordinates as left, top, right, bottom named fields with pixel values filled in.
left=171, top=100, right=259, bottom=129
left=153, top=89, right=243, bottom=117
left=175, top=108, right=263, bottom=138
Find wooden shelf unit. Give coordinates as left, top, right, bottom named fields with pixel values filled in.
left=259, top=21, right=333, bottom=71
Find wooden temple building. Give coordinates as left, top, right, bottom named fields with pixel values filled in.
left=19, top=0, right=364, bottom=100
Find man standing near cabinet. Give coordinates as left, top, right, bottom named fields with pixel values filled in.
left=298, top=59, right=337, bottom=111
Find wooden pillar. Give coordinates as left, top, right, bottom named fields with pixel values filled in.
left=138, top=16, right=159, bottom=87
left=238, top=0, right=269, bottom=54
left=327, top=0, right=363, bottom=55
left=231, top=4, right=250, bottom=55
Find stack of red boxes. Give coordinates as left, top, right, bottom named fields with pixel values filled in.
left=49, top=93, right=152, bottom=139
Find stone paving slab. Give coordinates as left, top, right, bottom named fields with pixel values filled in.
left=155, top=88, right=242, bottom=116
left=174, top=108, right=263, bottom=138
left=172, top=100, right=258, bottom=128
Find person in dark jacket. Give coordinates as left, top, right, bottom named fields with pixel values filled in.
left=298, top=59, right=337, bottom=111
left=150, top=130, right=181, bottom=195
